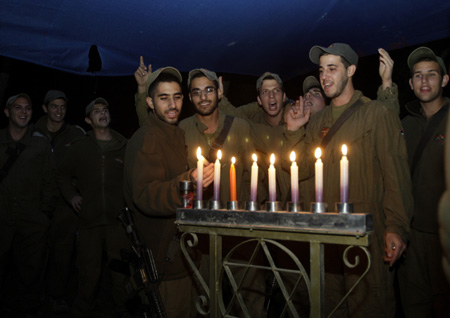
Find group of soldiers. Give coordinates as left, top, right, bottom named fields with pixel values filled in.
left=0, top=42, right=449, bottom=318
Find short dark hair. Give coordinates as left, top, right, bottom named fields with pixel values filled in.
left=410, top=57, right=445, bottom=77
left=188, top=72, right=219, bottom=91
left=148, top=73, right=182, bottom=99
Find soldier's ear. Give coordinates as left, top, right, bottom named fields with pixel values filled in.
left=4, top=108, right=9, bottom=118
left=42, top=104, right=48, bottom=114
left=442, top=74, right=449, bottom=88
left=85, top=117, right=91, bottom=125
left=347, top=65, right=356, bottom=77
left=146, top=97, right=154, bottom=110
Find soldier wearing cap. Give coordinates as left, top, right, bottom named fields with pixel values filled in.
left=57, top=97, right=130, bottom=316
left=302, top=75, right=327, bottom=116
left=284, top=43, right=413, bottom=316
left=397, top=47, right=450, bottom=316
left=34, top=90, right=85, bottom=311
left=0, top=93, right=58, bottom=316
left=124, top=67, right=214, bottom=317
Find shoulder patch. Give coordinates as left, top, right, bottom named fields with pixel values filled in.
left=435, top=134, right=445, bottom=142
left=320, top=127, right=329, bottom=139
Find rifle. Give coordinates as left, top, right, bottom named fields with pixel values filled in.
left=118, top=207, right=166, bottom=318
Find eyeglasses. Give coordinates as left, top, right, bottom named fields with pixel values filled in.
left=260, top=88, right=282, bottom=97
left=190, top=87, right=216, bottom=97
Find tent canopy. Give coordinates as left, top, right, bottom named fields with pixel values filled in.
left=1, top=0, right=450, bottom=79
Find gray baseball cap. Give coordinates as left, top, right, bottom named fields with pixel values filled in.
left=188, top=68, right=219, bottom=88
left=303, top=76, right=321, bottom=95
left=5, top=93, right=32, bottom=109
left=44, top=90, right=68, bottom=105
left=309, top=43, right=358, bottom=66
left=407, top=46, right=447, bottom=75
left=85, top=97, right=109, bottom=115
left=256, top=72, right=283, bottom=91
left=146, top=67, right=182, bottom=96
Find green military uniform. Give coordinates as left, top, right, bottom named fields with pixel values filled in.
left=34, top=115, right=85, bottom=305
left=124, top=112, right=197, bottom=317
left=284, top=90, right=413, bottom=317
left=0, top=126, right=57, bottom=315
left=398, top=98, right=450, bottom=316
left=58, top=129, right=130, bottom=316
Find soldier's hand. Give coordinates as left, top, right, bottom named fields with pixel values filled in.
left=378, top=48, right=394, bottom=89
left=286, top=96, right=311, bottom=131
left=383, top=232, right=406, bottom=267
left=202, top=162, right=214, bottom=188
left=134, top=56, right=152, bottom=94
left=71, top=195, right=83, bottom=213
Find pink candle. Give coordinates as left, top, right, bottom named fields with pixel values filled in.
left=315, top=148, right=323, bottom=203
left=196, top=147, right=203, bottom=201
left=250, top=154, right=258, bottom=202
left=290, top=151, right=299, bottom=203
left=268, top=154, right=276, bottom=202
left=213, top=150, right=222, bottom=201
left=340, top=144, right=349, bottom=203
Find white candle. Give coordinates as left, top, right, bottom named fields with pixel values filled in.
left=340, top=144, right=349, bottom=203
left=213, top=150, right=222, bottom=201
left=196, top=147, right=203, bottom=201
left=315, top=148, right=323, bottom=203
left=250, top=154, right=258, bottom=202
left=290, top=151, right=299, bottom=203
left=268, top=154, right=276, bottom=202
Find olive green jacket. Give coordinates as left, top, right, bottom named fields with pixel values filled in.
left=124, top=112, right=194, bottom=280
left=0, top=126, right=57, bottom=224
left=57, top=129, right=127, bottom=229
left=284, top=91, right=412, bottom=245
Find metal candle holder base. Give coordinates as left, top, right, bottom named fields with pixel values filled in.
left=193, top=200, right=205, bottom=209
left=208, top=200, right=223, bottom=210
left=265, top=201, right=281, bottom=212
left=227, top=201, right=242, bottom=210
left=246, top=201, right=259, bottom=211
left=335, top=202, right=354, bottom=214
left=311, top=202, right=328, bottom=213
left=287, top=202, right=303, bottom=212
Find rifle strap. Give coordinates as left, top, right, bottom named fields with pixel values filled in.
left=207, top=115, right=234, bottom=161
left=0, top=142, right=25, bottom=185
left=410, top=102, right=449, bottom=175
left=321, top=99, right=365, bottom=149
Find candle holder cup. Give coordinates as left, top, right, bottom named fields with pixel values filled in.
left=227, top=201, right=243, bottom=211
left=287, top=202, right=303, bottom=213
left=265, top=201, right=281, bottom=212
left=208, top=200, right=223, bottom=210
left=311, top=202, right=328, bottom=213
left=246, top=201, right=259, bottom=212
left=335, top=202, right=354, bottom=214
left=193, top=200, right=205, bottom=209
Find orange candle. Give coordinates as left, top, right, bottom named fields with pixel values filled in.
left=230, top=157, right=237, bottom=201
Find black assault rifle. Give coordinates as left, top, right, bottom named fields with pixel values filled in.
left=118, top=207, right=166, bottom=318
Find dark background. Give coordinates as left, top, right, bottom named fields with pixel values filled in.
left=1, top=37, right=449, bottom=138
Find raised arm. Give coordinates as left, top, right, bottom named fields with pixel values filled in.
left=134, top=56, right=152, bottom=126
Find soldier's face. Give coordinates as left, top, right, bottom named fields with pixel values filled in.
left=147, top=81, right=183, bottom=125
left=257, top=79, right=286, bottom=118
left=189, top=76, right=222, bottom=116
left=43, top=98, right=67, bottom=123
left=304, top=87, right=326, bottom=115
left=409, top=60, right=449, bottom=104
left=86, top=104, right=110, bottom=129
left=4, top=97, right=32, bottom=128
left=319, top=54, right=349, bottom=100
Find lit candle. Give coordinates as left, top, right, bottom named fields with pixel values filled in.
left=340, top=144, right=349, bottom=203
left=250, top=154, right=258, bottom=202
left=290, top=151, right=299, bottom=203
left=315, top=148, right=323, bottom=203
left=268, top=154, right=276, bottom=202
left=214, top=150, right=222, bottom=201
left=196, top=147, right=203, bottom=201
left=230, top=157, right=237, bottom=201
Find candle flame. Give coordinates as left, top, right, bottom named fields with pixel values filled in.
left=252, top=153, right=257, bottom=162
left=342, top=144, right=347, bottom=156
left=270, top=153, right=275, bottom=165
left=197, top=147, right=202, bottom=160
left=315, top=148, right=322, bottom=159
left=217, top=149, right=222, bottom=160
left=290, top=151, right=296, bottom=162
left=231, top=157, right=236, bottom=164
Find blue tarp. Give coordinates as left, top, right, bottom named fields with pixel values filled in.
left=1, top=0, right=450, bottom=79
